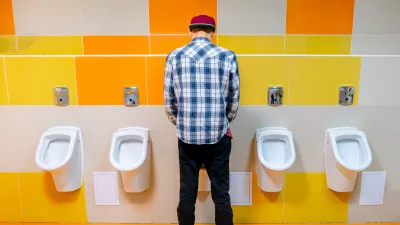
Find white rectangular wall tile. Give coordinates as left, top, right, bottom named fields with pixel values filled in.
left=12, top=0, right=83, bottom=35
left=217, top=0, right=286, bottom=34
left=359, top=171, right=386, bottom=205
left=230, top=172, right=252, bottom=205
left=353, top=0, right=400, bottom=35
left=351, top=36, right=400, bottom=55
left=358, top=57, right=400, bottom=106
left=93, top=172, right=119, bottom=205
left=81, top=0, right=149, bottom=35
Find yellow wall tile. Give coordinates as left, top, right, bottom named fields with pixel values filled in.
left=5, top=57, right=77, bottom=105
left=18, top=172, right=87, bottom=222
left=238, top=56, right=290, bottom=105
left=219, top=35, right=284, bottom=54
left=0, top=58, right=8, bottom=104
left=285, top=35, right=352, bottom=54
left=0, top=173, right=23, bottom=222
left=233, top=173, right=283, bottom=223
left=289, top=57, right=361, bottom=105
left=283, top=173, right=349, bottom=223
left=0, top=36, right=17, bottom=54
left=17, top=36, right=83, bottom=55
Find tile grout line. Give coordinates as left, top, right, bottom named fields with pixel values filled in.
left=350, top=0, right=356, bottom=54
left=2, top=58, right=10, bottom=104
left=15, top=36, right=19, bottom=53
left=145, top=57, right=149, bottom=105
left=77, top=35, right=83, bottom=105
left=73, top=57, right=79, bottom=105
left=81, top=35, right=84, bottom=55
left=287, top=57, right=291, bottom=103
left=16, top=173, right=24, bottom=219
left=11, top=1, right=18, bottom=53
left=148, top=34, right=152, bottom=54
left=283, top=35, right=286, bottom=53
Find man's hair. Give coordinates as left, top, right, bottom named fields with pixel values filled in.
left=190, top=27, right=214, bottom=34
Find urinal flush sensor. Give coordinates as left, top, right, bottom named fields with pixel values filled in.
left=268, top=86, right=283, bottom=106
left=53, top=87, right=69, bottom=106
left=124, top=86, right=139, bottom=106
left=339, top=86, right=355, bottom=105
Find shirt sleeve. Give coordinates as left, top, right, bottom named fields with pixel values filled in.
left=164, top=54, right=178, bottom=125
left=226, top=54, right=240, bottom=122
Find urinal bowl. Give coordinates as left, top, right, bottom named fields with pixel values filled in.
left=109, top=127, right=150, bottom=193
left=324, top=127, right=372, bottom=192
left=35, top=126, right=83, bottom=192
left=120, top=145, right=151, bottom=193
left=255, top=158, right=286, bottom=192
left=255, top=127, right=296, bottom=192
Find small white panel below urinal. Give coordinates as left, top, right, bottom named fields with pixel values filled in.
left=93, top=172, right=119, bottom=205
left=359, top=171, right=386, bottom=205
left=230, top=172, right=252, bottom=205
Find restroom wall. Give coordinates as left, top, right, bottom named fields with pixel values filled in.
left=0, top=0, right=400, bottom=223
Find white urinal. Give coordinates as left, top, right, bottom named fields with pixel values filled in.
left=109, top=127, right=150, bottom=193
left=35, top=126, right=83, bottom=192
left=325, top=127, right=372, bottom=192
left=256, top=127, right=296, bottom=192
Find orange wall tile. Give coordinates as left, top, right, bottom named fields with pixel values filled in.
left=286, top=0, right=355, bottom=35
left=150, top=35, right=216, bottom=54
left=75, top=57, right=147, bottom=105
left=147, top=56, right=166, bottom=105
left=149, top=0, right=217, bottom=34
left=150, top=35, right=190, bottom=54
left=84, top=36, right=150, bottom=55
left=0, top=0, right=15, bottom=35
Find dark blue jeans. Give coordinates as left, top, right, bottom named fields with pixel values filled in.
left=177, top=135, right=233, bottom=225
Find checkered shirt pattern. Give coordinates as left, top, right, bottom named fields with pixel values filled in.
left=164, top=37, right=240, bottom=144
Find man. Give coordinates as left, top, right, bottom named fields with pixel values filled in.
left=163, top=15, right=240, bottom=225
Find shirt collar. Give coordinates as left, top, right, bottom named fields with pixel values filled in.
left=192, top=37, right=211, bottom=43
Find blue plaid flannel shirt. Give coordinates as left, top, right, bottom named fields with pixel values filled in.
left=164, top=37, right=240, bottom=144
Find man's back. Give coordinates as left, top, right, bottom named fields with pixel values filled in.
left=164, top=37, right=240, bottom=144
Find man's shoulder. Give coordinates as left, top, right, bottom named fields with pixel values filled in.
left=167, top=45, right=189, bottom=58
left=211, top=45, right=236, bottom=59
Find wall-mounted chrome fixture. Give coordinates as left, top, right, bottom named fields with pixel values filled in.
left=124, top=86, right=139, bottom=106
left=268, top=86, right=283, bottom=106
left=339, top=86, right=355, bottom=105
left=53, top=87, right=69, bottom=106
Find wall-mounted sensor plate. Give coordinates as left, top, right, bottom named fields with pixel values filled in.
left=339, top=86, right=355, bottom=105
left=124, top=86, right=138, bottom=106
left=53, top=87, right=69, bottom=106
left=268, top=86, right=283, bottom=106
